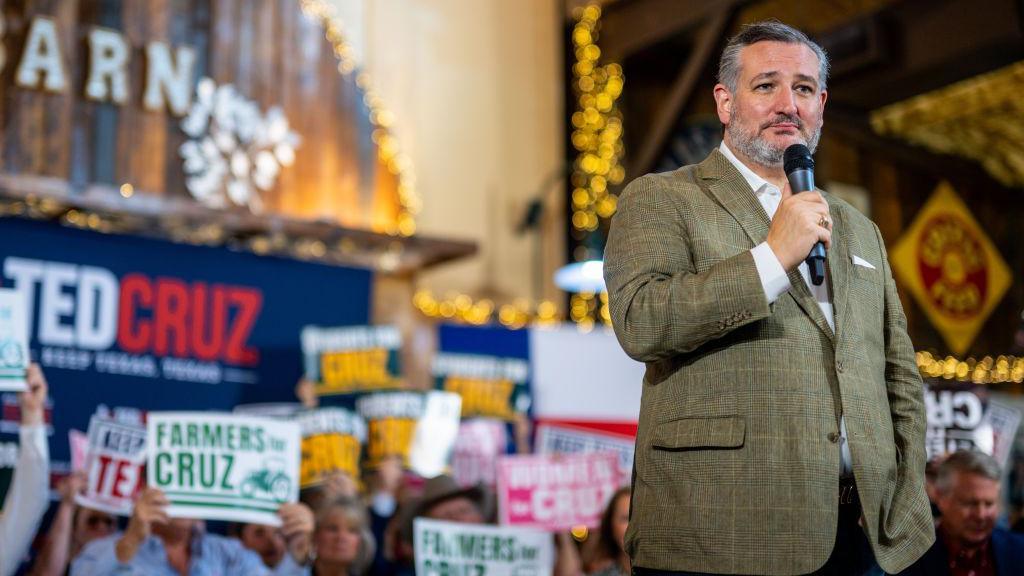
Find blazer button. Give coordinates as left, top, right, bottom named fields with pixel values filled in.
left=828, top=432, right=840, bottom=443
left=836, top=361, right=845, bottom=373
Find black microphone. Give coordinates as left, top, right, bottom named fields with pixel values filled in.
left=783, top=144, right=826, bottom=286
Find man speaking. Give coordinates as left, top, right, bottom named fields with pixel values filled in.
left=604, top=21, right=934, bottom=575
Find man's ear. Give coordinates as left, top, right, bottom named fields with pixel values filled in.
left=713, top=83, right=732, bottom=125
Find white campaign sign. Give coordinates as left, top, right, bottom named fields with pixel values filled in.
left=409, top=391, right=462, bottom=478
left=414, top=518, right=554, bottom=576
left=147, top=412, right=300, bottom=526
left=77, top=416, right=147, bottom=516
left=536, top=423, right=635, bottom=476
left=0, top=289, right=29, bottom=391
left=984, top=400, right=1022, bottom=467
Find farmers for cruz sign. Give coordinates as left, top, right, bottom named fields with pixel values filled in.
left=0, top=290, right=28, bottom=391
left=294, top=408, right=366, bottom=488
left=414, top=518, right=554, bottom=576
left=147, top=412, right=300, bottom=526
left=433, top=353, right=530, bottom=421
left=302, top=325, right=402, bottom=396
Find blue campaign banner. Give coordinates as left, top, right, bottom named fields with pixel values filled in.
left=436, top=324, right=532, bottom=451
left=438, top=323, right=530, bottom=359
left=0, top=217, right=372, bottom=471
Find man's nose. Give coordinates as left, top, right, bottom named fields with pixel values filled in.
left=969, top=504, right=991, bottom=520
left=773, top=88, right=799, bottom=116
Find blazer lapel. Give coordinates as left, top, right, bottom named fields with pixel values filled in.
left=699, top=150, right=771, bottom=246
left=826, top=195, right=852, bottom=343
left=698, top=150, right=835, bottom=344
left=785, top=268, right=835, bottom=343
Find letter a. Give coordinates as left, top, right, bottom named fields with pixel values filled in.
left=16, top=17, right=67, bottom=93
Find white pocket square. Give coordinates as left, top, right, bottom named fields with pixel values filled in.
left=852, top=255, right=876, bottom=270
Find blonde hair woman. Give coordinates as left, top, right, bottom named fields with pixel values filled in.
left=309, top=498, right=376, bottom=576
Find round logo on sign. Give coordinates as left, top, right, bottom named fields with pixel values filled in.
left=917, top=215, right=988, bottom=319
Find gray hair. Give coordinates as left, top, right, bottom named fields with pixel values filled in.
left=717, top=20, right=830, bottom=92
left=934, top=450, right=1002, bottom=494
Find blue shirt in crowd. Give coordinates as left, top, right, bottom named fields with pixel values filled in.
left=70, top=529, right=306, bottom=576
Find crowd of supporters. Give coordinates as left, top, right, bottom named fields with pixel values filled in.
left=6, top=364, right=1023, bottom=575
left=0, top=365, right=632, bottom=576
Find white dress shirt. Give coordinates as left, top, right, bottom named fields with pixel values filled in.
left=0, top=424, right=50, bottom=576
left=719, top=142, right=853, bottom=478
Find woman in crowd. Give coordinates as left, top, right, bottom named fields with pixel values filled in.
left=31, top=472, right=118, bottom=576
left=585, top=487, right=631, bottom=576
left=309, top=498, right=376, bottom=576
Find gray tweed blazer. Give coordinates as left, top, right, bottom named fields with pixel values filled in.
left=604, top=149, right=934, bottom=575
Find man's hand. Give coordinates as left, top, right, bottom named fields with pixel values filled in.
left=117, top=488, right=169, bottom=562
left=20, top=363, right=47, bottom=426
left=321, top=470, right=358, bottom=502
left=278, top=503, right=314, bottom=565
left=765, top=189, right=832, bottom=271
left=58, top=471, right=87, bottom=506
left=372, top=456, right=403, bottom=496
left=295, top=378, right=318, bottom=409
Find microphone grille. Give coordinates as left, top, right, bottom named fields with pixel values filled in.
left=783, top=144, right=814, bottom=174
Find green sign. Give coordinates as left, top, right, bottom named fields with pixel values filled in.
left=147, top=412, right=300, bottom=526
left=414, top=518, right=554, bottom=576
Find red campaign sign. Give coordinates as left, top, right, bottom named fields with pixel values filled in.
left=496, top=452, right=622, bottom=531
left=77, top=416, right=146, bottom=516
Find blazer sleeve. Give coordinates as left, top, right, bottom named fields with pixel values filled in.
left=604, top=174, right=771, bottom=362
left=875, top=223, right=934, bottom=543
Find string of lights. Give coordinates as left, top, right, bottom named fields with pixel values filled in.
left=413, top=290, right=560, bottom=329
left=299, top=0, right=420, bottom=237
left=569, top=4, right=625, bottom=243
left=916, top=350, right=1024, bottom=384
left=566, top=5, right=624, bottom=329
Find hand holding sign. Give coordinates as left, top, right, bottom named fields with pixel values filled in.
left=58, top=471, right=87, bottom=505
left=279, top=502, right=315, bottom=565
left=21, top=363, right=47, bottom=426
left=320, top=470, right=359, bottom=502
left=116, top=488, right=170, bottom=562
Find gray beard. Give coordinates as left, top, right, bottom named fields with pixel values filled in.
left=727, top=120, right=821, bottom=169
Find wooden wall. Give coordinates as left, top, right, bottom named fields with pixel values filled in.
left=0, top=0, right=402, bottom=232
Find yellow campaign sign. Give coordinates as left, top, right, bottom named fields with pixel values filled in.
left=890, top=182, right=1011, bottom=355
left=443, top=377, right=516, bottom=420
left=300, top=433, right=362, bottom=488
left=318, top=348, right=398, bottom=395
left=365, top=417, right=416, bottom=469
left=357, top=392, right=424, bottom=470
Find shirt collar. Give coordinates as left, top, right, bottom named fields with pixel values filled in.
left=719, top=140, right=780, bottom=197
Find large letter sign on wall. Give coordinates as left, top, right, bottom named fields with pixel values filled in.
left=15, top=17, right=67, bottom=93
left=0, top=218, right=371, bottom=485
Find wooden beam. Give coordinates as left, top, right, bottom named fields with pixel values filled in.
left=0, top=174, right=477, bottom=274
left=628, top=8, right=731, bottom=178
left=599, top=0, right=746, bottom=62
left=824, top=107, right=1006, bottom=189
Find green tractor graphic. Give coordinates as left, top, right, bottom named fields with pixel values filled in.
left=240, top=457, right=292, bottom=502
left=0, top=339, right=25, bottom=369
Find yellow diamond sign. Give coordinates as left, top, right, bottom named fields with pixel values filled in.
left=890, top=182, right=1011, bottom=355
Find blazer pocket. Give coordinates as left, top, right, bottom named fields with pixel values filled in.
left=853, top=264, right=881, bottom=282
left=652, top=416, right=745, bottom=451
